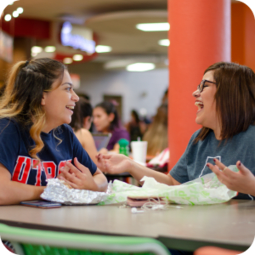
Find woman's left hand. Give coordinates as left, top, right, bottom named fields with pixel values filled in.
left=207, top=159, right=255, bottom=196
left=58, top=158, right=98, bottom=191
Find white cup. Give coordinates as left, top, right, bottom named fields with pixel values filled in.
left=131, top=141, right=148, bottom=165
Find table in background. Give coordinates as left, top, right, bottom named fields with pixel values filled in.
left=0, top=199, right=254, bottom=252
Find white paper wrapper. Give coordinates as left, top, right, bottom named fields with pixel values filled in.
left=98, top=165, right=238, bottom=205
left=41, top=178, right=108, bottom=205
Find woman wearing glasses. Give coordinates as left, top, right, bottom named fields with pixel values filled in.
left=97, top=62, right=255, bottom=199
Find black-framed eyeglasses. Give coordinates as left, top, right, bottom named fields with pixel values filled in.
left=197, top=80, right=216, bottom=93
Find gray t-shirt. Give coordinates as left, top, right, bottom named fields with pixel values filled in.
left=170, top=125, right=255, bottom=199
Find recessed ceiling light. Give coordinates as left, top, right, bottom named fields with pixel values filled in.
left=95, top=45, right=112, bottom=53
left=4, top=14, right=12, bottom=22
left=31, top=46, right=42, bottom=54
left=63, top=58, right=73, bottom=64
left=17, top=7, right=24, bottom=14
left=12, top=11, right=19, bottom=18
left=158, top=39, right=170, bottom=46
left=45, top=46, right=56, bottom=53
left=126, top=63, right=155, bottom=72
left=136, top=23, right=170, bottom=32
left=73, top=54, right=83, bottom=61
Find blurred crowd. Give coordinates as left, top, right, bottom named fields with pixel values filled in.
left=70, top=88, right=169, bottom=165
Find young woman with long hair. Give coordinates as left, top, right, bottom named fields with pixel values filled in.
left=97, top=62, right=255, bottom=200
left=0, top=58, right=107, bottom=205
left=93, top=101, right=130, bottom=153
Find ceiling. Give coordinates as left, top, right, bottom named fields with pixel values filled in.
left=3, top=0, right=169, bottom=69
left=3, top=0, right=238, bottom=69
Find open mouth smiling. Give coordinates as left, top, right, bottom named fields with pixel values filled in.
left=195, top=101, right=204, bottom=111
left=66, top=106, right=74, bottom=111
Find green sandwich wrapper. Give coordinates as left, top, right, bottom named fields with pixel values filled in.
left=99, top=165, right=238, bottom=205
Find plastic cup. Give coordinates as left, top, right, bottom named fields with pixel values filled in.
left=131, top=141, right=148, bottom=165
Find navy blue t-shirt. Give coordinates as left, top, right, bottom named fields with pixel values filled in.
left=0, top=118, right=97, bottom=186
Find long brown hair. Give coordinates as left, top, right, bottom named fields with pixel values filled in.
left=0, top=58, right=66, bottom=160
left=195, top=62, right=255, bottom=142
left=143, top=104, right=168, bottom=156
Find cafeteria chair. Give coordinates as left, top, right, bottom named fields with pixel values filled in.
left=0, top=223, right=171, bottom=255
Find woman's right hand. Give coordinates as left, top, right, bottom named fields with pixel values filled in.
left=96, top=153, right=132, bottom=174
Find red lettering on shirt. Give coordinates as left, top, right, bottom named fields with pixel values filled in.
left=12, top=157, right=73, bottom=185
left=12, top=156, right=31, bottom=184
left=42, top=162, right=57, bottom=179
left=32, top=159, right=42, bottom=186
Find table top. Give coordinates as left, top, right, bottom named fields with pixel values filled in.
left=0, top=199, right=254, bottom=251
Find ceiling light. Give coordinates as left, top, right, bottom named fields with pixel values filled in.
left=44, top=46, right=56, bottom=53
left=158, top=39, right=170, bottom=46
left=104, top=59, right=135, bottom=69
left=4, top=14, right=12, bottom=22
left=63, top=58, right=73, bottom=64
left=136, top=23, right=170, bottom=32
left=126, top=63, right=155, bottom=72
left=31, top=46, right=42, bottom=54
left=17, top=7, right=24, bottom=14
left=73, top=54, right=83, bottom=61
left=12, top=11, right=19, bottom=18
left=95, top=45, right=112, bottom=53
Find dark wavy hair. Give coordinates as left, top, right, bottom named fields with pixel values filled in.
left=70, top=97, right=92, bottom=132
left=95, top=101, right=121, bottom=131
left=195, top=62, right=255, bottom=142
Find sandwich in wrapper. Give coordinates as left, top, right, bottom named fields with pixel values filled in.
left=127, top=195, right=166, bottom=207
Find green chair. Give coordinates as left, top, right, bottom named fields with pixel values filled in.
left=0, top=223, right=170, bottom=255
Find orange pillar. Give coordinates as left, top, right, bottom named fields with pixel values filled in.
left=231, top=2, right=255, bottom=72
left=168, top=0, right=231, bottom=169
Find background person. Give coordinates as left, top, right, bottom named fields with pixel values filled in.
left=0, top=58, right=107, bottom=205
left=97, top=62, right=255, bottom=201
left=142, top=104, right=168, bottom=157
left=125, top=109, right=143, bottom=141
left=69, top=97, right=98, bottom=164
left=93, top=101, right=130, bottom=153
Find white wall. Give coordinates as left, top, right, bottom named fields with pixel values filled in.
left=69, top=65, right=168, bottom=123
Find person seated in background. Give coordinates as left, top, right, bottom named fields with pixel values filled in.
left=0, top=58, right=107, bottom=205
left=125, top=109, right=143, bottom=141
left=142, top=104, right=168, bottom=157
left=93, top=101, right=130, bottom=153
left=69, top=97, right=98, bottom=164
left=97, top=62, right=255, bottom=201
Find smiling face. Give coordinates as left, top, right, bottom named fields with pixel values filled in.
left=192, top=70, right=220, bottom=133
left=41, top=70, right=79, bottom=132
left=93, top=107, right=114, bottom=133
